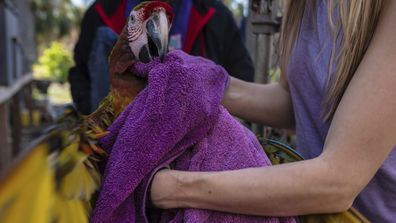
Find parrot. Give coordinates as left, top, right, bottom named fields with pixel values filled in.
left=0, top=2, right=173, bottom=223
left=85, top=0, right=174, bottom=142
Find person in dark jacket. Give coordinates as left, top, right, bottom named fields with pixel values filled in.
left=68, top=0, right=254, bottom=114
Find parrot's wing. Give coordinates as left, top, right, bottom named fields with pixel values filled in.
left=0, top=106, right=102, bottom=223
left=0, top=142, right=53, bottom=223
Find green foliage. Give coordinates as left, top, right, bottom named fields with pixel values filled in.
left=269, top=68, right=281, bottom=83
left=30, top=0, right=84, bottom=47
left=33, top=42, right=73, bottom=83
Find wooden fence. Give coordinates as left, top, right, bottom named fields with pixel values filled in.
left=0, top=0, right=35, bottom=173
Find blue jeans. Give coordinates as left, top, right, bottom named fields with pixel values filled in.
left=88, top=27, right=118, bottom=111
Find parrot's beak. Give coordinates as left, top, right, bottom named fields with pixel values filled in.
left=145, top=10, right=170, bottom=63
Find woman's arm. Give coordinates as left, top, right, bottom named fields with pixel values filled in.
left=222, top=75, right=295, bottom=129
left=151, top=0, right=396, bottom=216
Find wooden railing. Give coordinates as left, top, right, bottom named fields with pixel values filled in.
left=0, top=73, right=33, bottom=174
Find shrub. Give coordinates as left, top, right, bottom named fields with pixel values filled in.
left=33, top=42, right=73, bottom=83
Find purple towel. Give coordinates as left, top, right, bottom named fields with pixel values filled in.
left=91, top=50, right=297, bottom=223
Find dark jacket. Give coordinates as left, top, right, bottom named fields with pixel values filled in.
left=68, top=0, right=254, bottom=114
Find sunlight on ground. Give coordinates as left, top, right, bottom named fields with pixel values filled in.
left=47, top=83, right=72, bottom=105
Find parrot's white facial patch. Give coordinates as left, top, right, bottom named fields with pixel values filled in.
left=127, top=10, right=148, bottom=61
left=128, top=10, right=153, bottom=60
left=127, top=11, right=144, bottom=42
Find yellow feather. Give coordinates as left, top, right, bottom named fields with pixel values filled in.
left=59, top=158, right=100, bottom=200
left=0, top=144, right=54, bottom=223
left=57, top=135, right=100, bottom=201
left=53, top=194, right=89, bottom=223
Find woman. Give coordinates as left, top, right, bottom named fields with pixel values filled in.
left=149, top=0, right=396, bottom=222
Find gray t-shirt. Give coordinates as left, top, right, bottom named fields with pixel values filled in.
left=287, top=1, right=396, bottom=221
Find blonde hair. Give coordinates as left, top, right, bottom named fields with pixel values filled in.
left=279, top=0, right=383, bottom=122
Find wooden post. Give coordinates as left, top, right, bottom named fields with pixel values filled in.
left=26, top=84, right=34, bottom=127
left=11, top=92, right=21, bottom=155
left=249, top=0, right=281, bottom=135
left=0, top=102, right=12, bottom=174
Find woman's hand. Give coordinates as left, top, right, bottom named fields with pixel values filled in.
left=150, top=169, right=185, bottom=209
left=221, top=77, right=295, bottom=129
left=149, top=160, right=349, bottom=216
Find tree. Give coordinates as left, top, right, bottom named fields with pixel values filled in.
left=30, top=0, right=84, bottom=48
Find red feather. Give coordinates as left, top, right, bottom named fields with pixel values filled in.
left=142, top=1, right=174, bottom=24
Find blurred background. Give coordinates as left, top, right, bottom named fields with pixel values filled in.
left=0, top=0, right=291, bottom=174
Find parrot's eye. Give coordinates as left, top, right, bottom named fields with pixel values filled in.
left=130, top=16, right=134, bottom=22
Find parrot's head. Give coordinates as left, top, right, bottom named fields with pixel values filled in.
left=127, top=1, right=174, bottom=63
